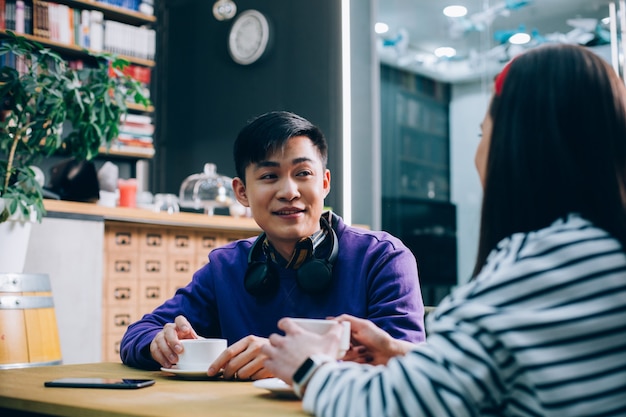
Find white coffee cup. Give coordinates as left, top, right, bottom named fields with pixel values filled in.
left=290, top=318, right=351, bottom=359
left=177, top=338, right=227, bottom=371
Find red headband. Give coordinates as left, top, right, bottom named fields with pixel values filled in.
left=494, top=59, right=514, bottom=96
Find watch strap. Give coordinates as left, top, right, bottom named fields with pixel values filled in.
left=292, top=354, right=334, bottom=398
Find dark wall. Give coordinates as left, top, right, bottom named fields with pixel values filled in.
left=154, top=0, right=344, bottom=214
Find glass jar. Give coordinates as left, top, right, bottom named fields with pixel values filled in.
left=153, top=193, right=180, bottom=214
left=178, top=163, right=235, bottom=215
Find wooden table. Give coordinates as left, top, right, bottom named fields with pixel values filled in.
left=0, top=362, right=306, bottom=417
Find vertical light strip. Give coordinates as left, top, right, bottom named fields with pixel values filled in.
left=610, top=3, right=620, bottom=76
left=617, top=0, right=626, bottom=81
left=341, top=0, right=352, bottom=224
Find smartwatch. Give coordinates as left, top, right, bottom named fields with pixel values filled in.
left=292, top=354, right=334, bottom=398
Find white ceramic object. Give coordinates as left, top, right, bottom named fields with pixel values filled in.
left=253, top=378, right=296, bottom=398
left=291, top=318, right=351, bottom=359
left=176, top=338, right=227, bottom=371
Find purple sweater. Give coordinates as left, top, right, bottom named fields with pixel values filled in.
left=120, top=215, right=425, bottom=369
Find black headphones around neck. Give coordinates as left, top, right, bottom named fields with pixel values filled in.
left=244, top=218, right=339, bottom=297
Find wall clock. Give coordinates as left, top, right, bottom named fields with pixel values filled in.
left=228, top=10, right=271, bottom=65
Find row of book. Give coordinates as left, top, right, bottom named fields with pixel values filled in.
left=1, top=0, right=33, bottom=33
left=1, top=0, right=155, bottom=61
left=103, top=19, right=155, bottom=60
left=111, top=113, right=155, bottom=156
left=118, top=113, right=154, bottom=147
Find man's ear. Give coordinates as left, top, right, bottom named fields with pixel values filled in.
left=323, top=169, right=331, bottom=198
left=232, top=177, right=250, bottom=207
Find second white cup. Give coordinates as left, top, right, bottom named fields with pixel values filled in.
left=290, top=318, right=351, bottom=359
left=177, top=338, right=227, bottom=371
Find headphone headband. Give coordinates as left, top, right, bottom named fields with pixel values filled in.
left=244, top=218, right=338, bottom=297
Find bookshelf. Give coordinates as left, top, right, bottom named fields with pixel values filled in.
left=0, top=0, right=157, bottom=159
left=380, top=64, right=457, bottom=305
left=381, top=66, right=450, bottom=201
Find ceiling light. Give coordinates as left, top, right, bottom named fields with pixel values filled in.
left=443, top=5, right=468, bottom=18
left=434, top=47, right=456, bottom=58
left=508, top=32, right=531, bottom=45
left=375, top=22, right=389, bottom=34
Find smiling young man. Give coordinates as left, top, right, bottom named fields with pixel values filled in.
left=120, top=111, right=425, bottom=380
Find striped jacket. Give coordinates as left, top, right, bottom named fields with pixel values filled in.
left=303, top=214, right=626, bottom=417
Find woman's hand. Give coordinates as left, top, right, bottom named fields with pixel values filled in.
left=208, top=335, right=273, bottom=380
left=149, top=315, right=200, bottom=368
left=261, top=317, right=343, bottom=385
left=337, top=314, right=415, bottom=365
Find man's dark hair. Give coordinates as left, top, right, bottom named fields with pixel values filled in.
left=233, top=111, right=328, bottom=184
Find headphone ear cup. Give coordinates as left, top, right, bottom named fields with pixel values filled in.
left=296, top=259, right=333, bottom=294
left=244, top=261, right=279, bottom=297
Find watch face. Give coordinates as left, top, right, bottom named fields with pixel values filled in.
left=228, top=10, right=270, bottom=65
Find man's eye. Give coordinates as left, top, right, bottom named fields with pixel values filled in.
left=260, top=173, right=277, bottom=180
left=296, top=170, right=313, bottom=177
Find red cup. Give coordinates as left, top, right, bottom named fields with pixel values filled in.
left=118, top=178, right=137, bottom=207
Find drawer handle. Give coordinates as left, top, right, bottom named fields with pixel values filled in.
left=145, top=286, right=161, bottom=299
left=202, top=237, right=217, bottom=248
left=175, top=236, right=190, bottom=248
left=146, top=234, right=163, bottom=247
left=115, top=260, right=131, bottom=272
left=145, top=261, right=161, bottom=272
left=114, top=341, right=121, bottom=354
left=114, top=287, right=131, bottom=299
left=115, top=232, right=132, bottom=246
left=175, top=261, right=190, bottom=272
left=114, top=314, right=131, bottom=326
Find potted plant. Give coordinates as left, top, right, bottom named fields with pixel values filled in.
left=0, top=31, right=151, bottom=270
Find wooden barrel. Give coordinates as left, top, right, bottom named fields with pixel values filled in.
left=0, top=273, right=62, bottom=368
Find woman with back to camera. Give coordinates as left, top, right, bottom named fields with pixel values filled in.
left=261, top=43, right=626, bottom=416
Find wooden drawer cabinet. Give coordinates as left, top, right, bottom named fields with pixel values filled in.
left=102, top=223, right=258, bottom=362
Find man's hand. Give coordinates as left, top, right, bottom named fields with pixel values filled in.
left=208, top=335, right=273, bottom=380
left=149, top=315, right=199, bottom=368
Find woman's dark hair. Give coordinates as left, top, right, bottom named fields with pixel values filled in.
left=473, top=44, right=626, bottom=277
left=233, top=111, right=328, bottom=183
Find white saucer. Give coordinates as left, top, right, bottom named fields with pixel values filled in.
left=253, top=378, right=297, bottom=398
left=160, top=366, right=216, bottom=379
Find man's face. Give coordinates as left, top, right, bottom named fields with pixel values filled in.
left=232, top=136, right=331, bottom=258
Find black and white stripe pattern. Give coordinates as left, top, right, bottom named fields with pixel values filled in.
left=303, top=215, right=626, bottom=417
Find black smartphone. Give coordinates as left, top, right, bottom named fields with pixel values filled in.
left=44, top=378, right=155, bottom=389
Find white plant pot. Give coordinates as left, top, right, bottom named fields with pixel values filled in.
left=0, top=199, right=35, bottom=273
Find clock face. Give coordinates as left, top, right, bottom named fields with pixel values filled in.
left=228, top=10, right=270, bottom=65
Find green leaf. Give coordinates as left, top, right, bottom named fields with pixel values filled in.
left=0, top=32, right=150, bottom=223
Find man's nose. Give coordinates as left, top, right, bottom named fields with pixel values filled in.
left=276, top=178, right=300, bottom=200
